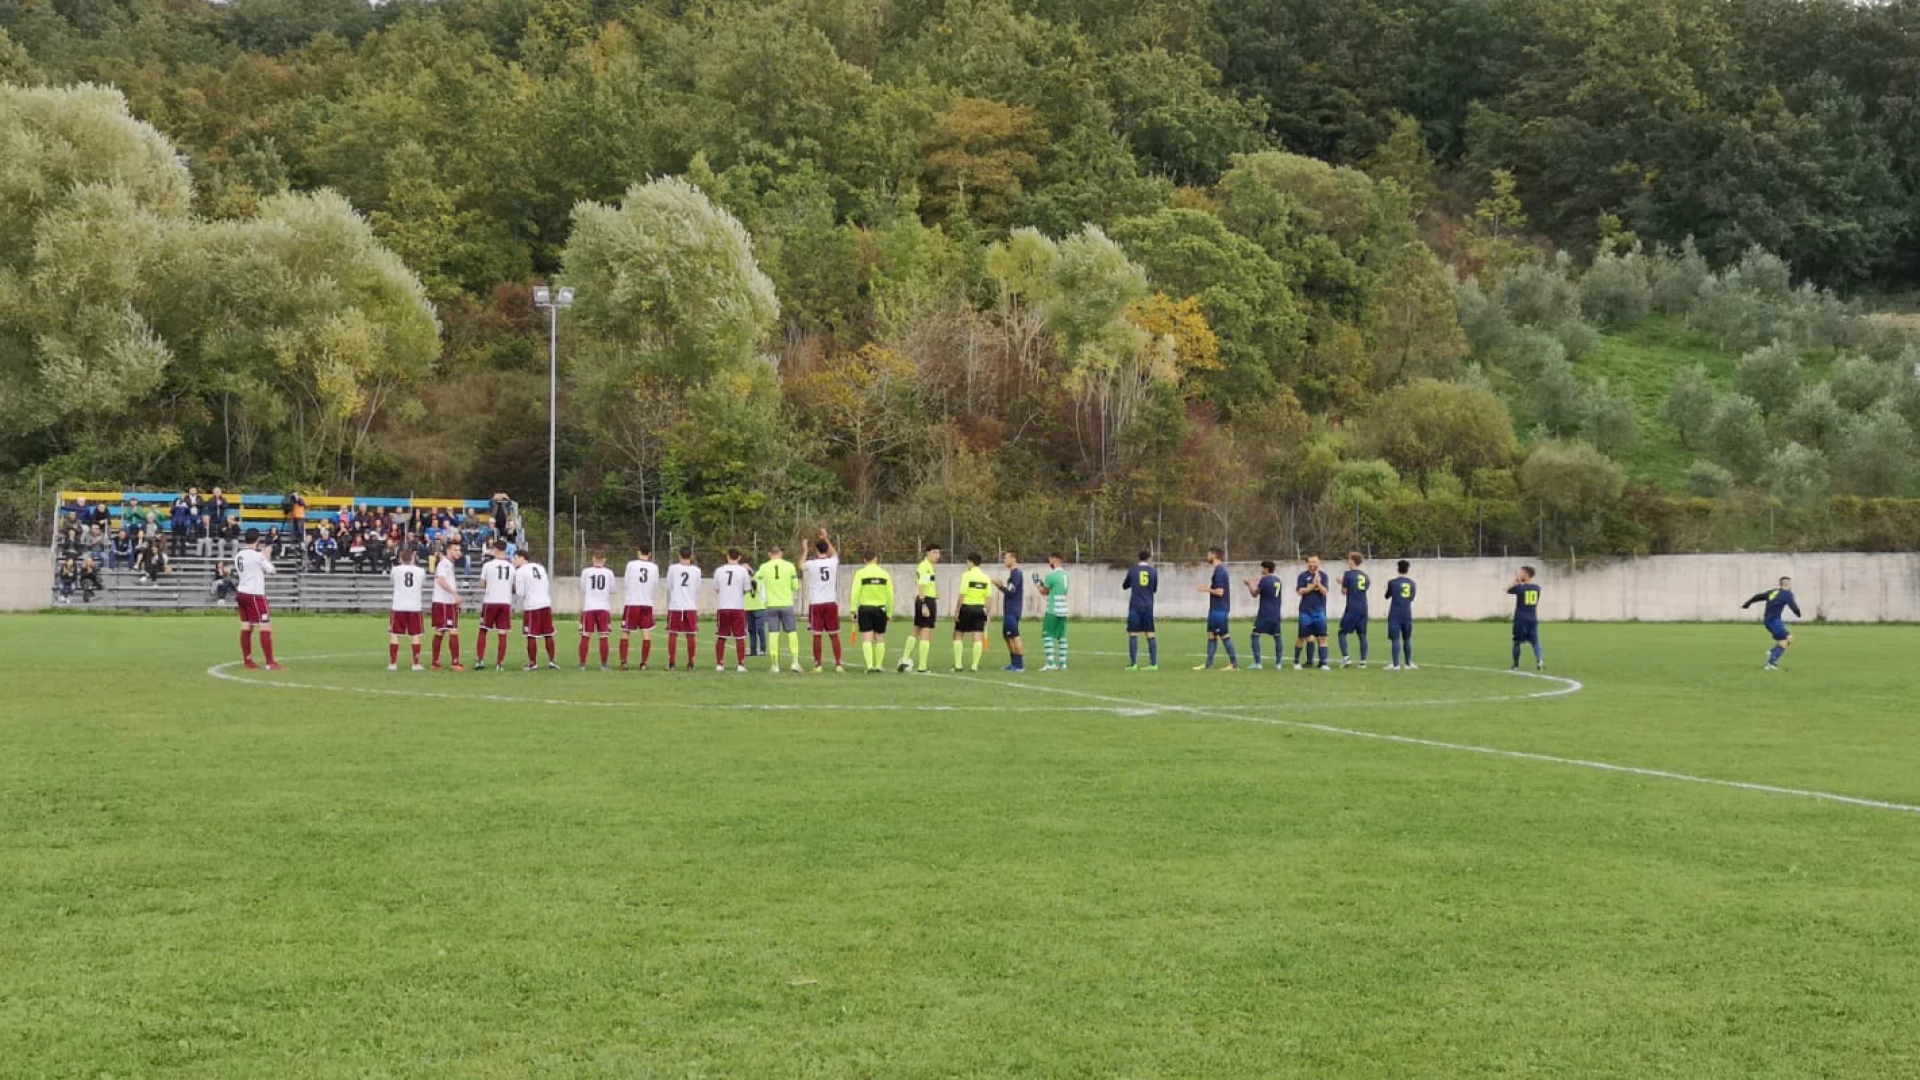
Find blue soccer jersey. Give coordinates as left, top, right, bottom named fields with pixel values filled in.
left=1254, top=574, right=1283, bottom=627
left=1340, top=567, right=1370, bottom=625
left=1208, top=565, right=1231, bottom=615
left=1125, top=564, right=1158, bottom=611
left=1297, top=570, right=1329, bottom=616
left=1743, top=588, right=1800, bottom=622
left=999, top=569, right=1025, bottom=619
left=1386, top=576, right=1417, bottom=623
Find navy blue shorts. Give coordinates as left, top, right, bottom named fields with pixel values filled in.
left=1388, top=618, right=1413, bottom=639
left=1253, top=618, right=1281, bottom=636
left=1002, top=615, right=1022, bottom=640
left=1513, top=621, right=1540, bottom=645
left=1206, top=611, right=1230, bottom=637
left=1127, top=609, right=1155, bottom=633
left=1339, top=612, right=1368, bottom=634
left=1764, top=617, right=1790, bottom=641
left=1297, top=614, right=1328, bottom=638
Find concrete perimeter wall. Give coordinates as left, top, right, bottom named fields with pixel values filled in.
left=6, top=544, right=1917, bottom=621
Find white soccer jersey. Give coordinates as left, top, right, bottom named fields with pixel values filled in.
left=713, top=563, right=749, bottom=610
left=480, top=558, right=516, bottom=605
left=235, top=547, right=274, bottom=595
left=513, top=562, right=552, bottom=611
left=623, top=559, right=659, bottom=608
left=803, top=555, right=839, bottom=606
left=667, top=562, right=702, bottom=612
left=580, top=565, right=615, bottom=613
left=390, top=563, right=426, bottom=612
left=432, top=559, right=461, bottom=605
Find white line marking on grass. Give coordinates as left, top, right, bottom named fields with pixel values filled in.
left=937, top=670, right=1920, bottom=816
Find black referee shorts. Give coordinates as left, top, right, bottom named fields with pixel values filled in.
left=857, top=606, right=889, bottom=634
left=913, top=596, right=938, bottom=629
left=955, top=604, right=988, bottom=634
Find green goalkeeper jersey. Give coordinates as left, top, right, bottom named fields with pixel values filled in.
left=1044, top=567, right=1069, bottom=616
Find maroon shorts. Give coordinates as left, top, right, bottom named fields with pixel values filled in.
left=716, top=609, right=747, bottom=639
left=667, top=610, right=698, bottom=635
left=621, top=605, right=655, bottom=632
left=237, top=592, right=270, bottom=626
left=522, top=607, right=555, bottom=637
left=481, top=603, right=512, bottom=632
left=431, top=602, right=460, bottom=632
left=580, top=610, right=611, bottom=634
left=389, top=610, right=424, bottom=636
left=809, top=603, right=840, bottom=634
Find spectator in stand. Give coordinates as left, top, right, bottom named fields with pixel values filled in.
left=338, top=503, right=356, bottom=537
left=86, top=523, right=107, bottom=563
left=139, top=504, right=160, bottom=540
left=77, top=555, right=102, bottom=601
left=283, top=490, right=307, bottom=542
left=169, top=493, right=191, bottom=555
left=314, top=527, right=339, bottom=572
left=139, top=538, right=170, bottom=584
left=109, top=528, right=134, bottom=569
left=348, top=529, right=370, bottom=572
left=211, top=560, right=237, bottom=604
left=58, top=523, right=81, bottom=558
left=221, top=514, right=241, bottom=553
left=192, top=510, right=212, bottom=557
left=491, top=492, right=512, bottom=537
left=55, top=555, right=77, bottom=604
left=265, top=526, right=283, bottom=560
left=208, top=487, right=231, bottom=551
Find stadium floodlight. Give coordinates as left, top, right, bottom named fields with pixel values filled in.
left=533, top=284, right=575, bottom=573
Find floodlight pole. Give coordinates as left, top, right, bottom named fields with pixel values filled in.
left=533, top=285, right=574, bottom=573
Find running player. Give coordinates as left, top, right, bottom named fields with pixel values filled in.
left=430, top=539, right=464, bottom=670
left=619, top=544, right=659, bottom=670
left=803, top=530, right=843, bottom=673
left=1036, top=552, right=1069, bottom=671
left=1294, top=554, right=1330, bottom=671
left=953, top=553, right=992, bottom=672
left=1245, top=560, right=1283, bottom=670
left=1742, top=575, right=1801, bottom=671
left=388, top=548, right=426, bottom=671
left=852, top=552, right=894, bottom=673
left=1384, top=560, right=1417, bottom=671
left=1124, top=550, right=1158, bottom=671
left=1508, top=565, right=1544, bottom=671
left=476, top=539, right=514, bottom=671
left=1196, top=547, right=1237, bottom=670
left=666, top=548, right=702, bottom=671
left=513, top=550, right=558, bottom=671
left=755, top=543, right=800, bottom=673
left=1338, top=551, right=1371, bottom=669
left=997, top=550, right=1026, bottom=672
left=899, top=543, right=942, bottom=673
left=234, top=529, right=281, bottom=670
left=578, top=551, right=615, bottom=670
left=713, top=549, right=751, bottom=672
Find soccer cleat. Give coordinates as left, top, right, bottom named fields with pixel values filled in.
left=1318, top=663, right=1330, bottom=671
left=1040, top=664, right=1059, bottom=672
left=1293, top=663, right=1304, bottom=671
left=736, top=665, right=748, bottom=674
left=1385, top=664, right=1399, bottom=671
left=1764, top=663, right=1779, bottom=671
left=1248, top=662, right=1263, bottom=671
left=716, top=664, right=725, bottom=673
left=1406, top=663, right=1418, bottom=670
left=835, top=665, right=846, bottom=674
left=1192, top=664, right=1210, bottom=671
left=451, top=662, right=464, bottom=671
left=581, top=664, right=590, bottom=672
left=524, top=662, right=539, bottom=672
left=1359, top=661, right=1368, bottom=669
left=1536, top=663, right=1545, bottom=672
left=431, top=663, right=443, bottom=671
left=812, top=666, right=824, bottom=675
left=243, top=660, right=260, bottom=670
left=1222, top=664, right=1238, bottom=672
left=411, top=664, right=424, bottom=672
left=1509, top=665, right=1520, bottom=672
left=1125, top=664, right=1139, bottom=671
left=264, top=662, right=284, bottom=672
left=769, top=663, right=781, bottom=674
left=600, top=664, right=610, bottom=672
left=548, top=661, right=560, bottom=671
left=1341, top=657, right=1352, bottom=668
left=388, top=663, right=398, bottom=672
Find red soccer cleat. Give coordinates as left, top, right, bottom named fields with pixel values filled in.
left=243, top=660, right=261, bottom=670
left=431, top=663, right=442, bottom=671
left=264, top=662, right=285, bottom=671
left=450, top=662, right=464, bottom=671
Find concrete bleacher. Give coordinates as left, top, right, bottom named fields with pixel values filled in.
left=51, top=489, right=499, bottom=613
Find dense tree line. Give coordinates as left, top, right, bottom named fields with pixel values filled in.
left=4, top=0, right=1919, bottom=559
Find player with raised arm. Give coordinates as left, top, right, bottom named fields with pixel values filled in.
left=578, top=551, right=615, bottom=671
left=474, top=540, right=514, bottom=671
left=1508, top=565, right=1544, bottom=672
left=1124, top=550, right=1159, bottom=671
left=1384, top=560, right=1417, bottom=671
left=1742, top=575, right=1802, bottom=671
left=388, top=548, right=426, bottom=671
left=713, top=549, right=751, bottom=673
left=1035, top=553, right=1069, bottom=671
left=755, top=543, right=799, bottom=673
left=899, top=544, right=942, bottom=673
left=513, top=550, right=558, bottom=671
left=666, top=548, right=702, bottom=672
left=1196, top=547, right=1238, bottom=671
left=996, top=551, right=1026, bottom=672
left=1338, top=551, right=1371, bottom=669
left=953, top=553, right=992, bottom=672
left=618, top=545, right=659, bottom=670
left=234, top=529, right=281, bottom=670
left=430, top=540, right=464, bottom=670
left=1294, top=555, right=1331, bottom=671
left=803, top=530, right=844, bottom=673
left=851, top=552, right=894, bottom=673
left=1245, top=560, right=1284, bottom=671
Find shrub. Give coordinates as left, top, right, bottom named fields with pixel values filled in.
left=1705, top=393, right=1769, bottom=481
left=1580, top=249, right=1652, bottom=328
left=1783, top=382, right=1847, bottom=452
left=1828, top=353, right=1897, bottom=412
left=1732, top=342, right=1803, bottom=419
left=1763, top=442, right=1829, bottom=507
left=1659, top=364, right=1716, bottom=449
left=1649, top=237, right=1710, bottom=314
left=1685, top=459, right=1733, bottom=498
left=1832, top=402, right=1917, bottom=496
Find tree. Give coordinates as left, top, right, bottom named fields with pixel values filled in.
left=1461, top=169, right=1533, bottom=287
left=920, top=97, right=1047, bottom=226
left=789, top=344, right=925, bottom=509
left=1365, top=244, right=1466, bottom=388
left=1360, top=378, right=1517, bottom=493
left=1532, top=358, right=1588, bottom=438
left=1581, top=380, right=1640, bottom=455
left=1686, top=459, right=1733, bottom=498
left=1705, top=393, right=1770, bottom=481
left=1660, top=365, right=1717, bottom=449
left=562, top=176, right=780, bottom=382
left=1579, top=249, right=1651, bottom=329
left=1763, top=442, right=1829, bottom=507
left=1362, top=112, right=1435, bottom=212
left=1783, top=382, right=1847, bottom=452
left=1828, top=353, right=1897, bottom=412
left=1832, top=401, right=1916, bottom=496
left=1732, top=342, right=1802, bottom=420
left=1519, top=439, right=1625, bottom=534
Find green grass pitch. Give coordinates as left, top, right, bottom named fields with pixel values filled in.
left=4, top=613, right=1919, bottom=1078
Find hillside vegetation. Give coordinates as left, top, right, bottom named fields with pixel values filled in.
left=4, top=0, right=1920, bottom=558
